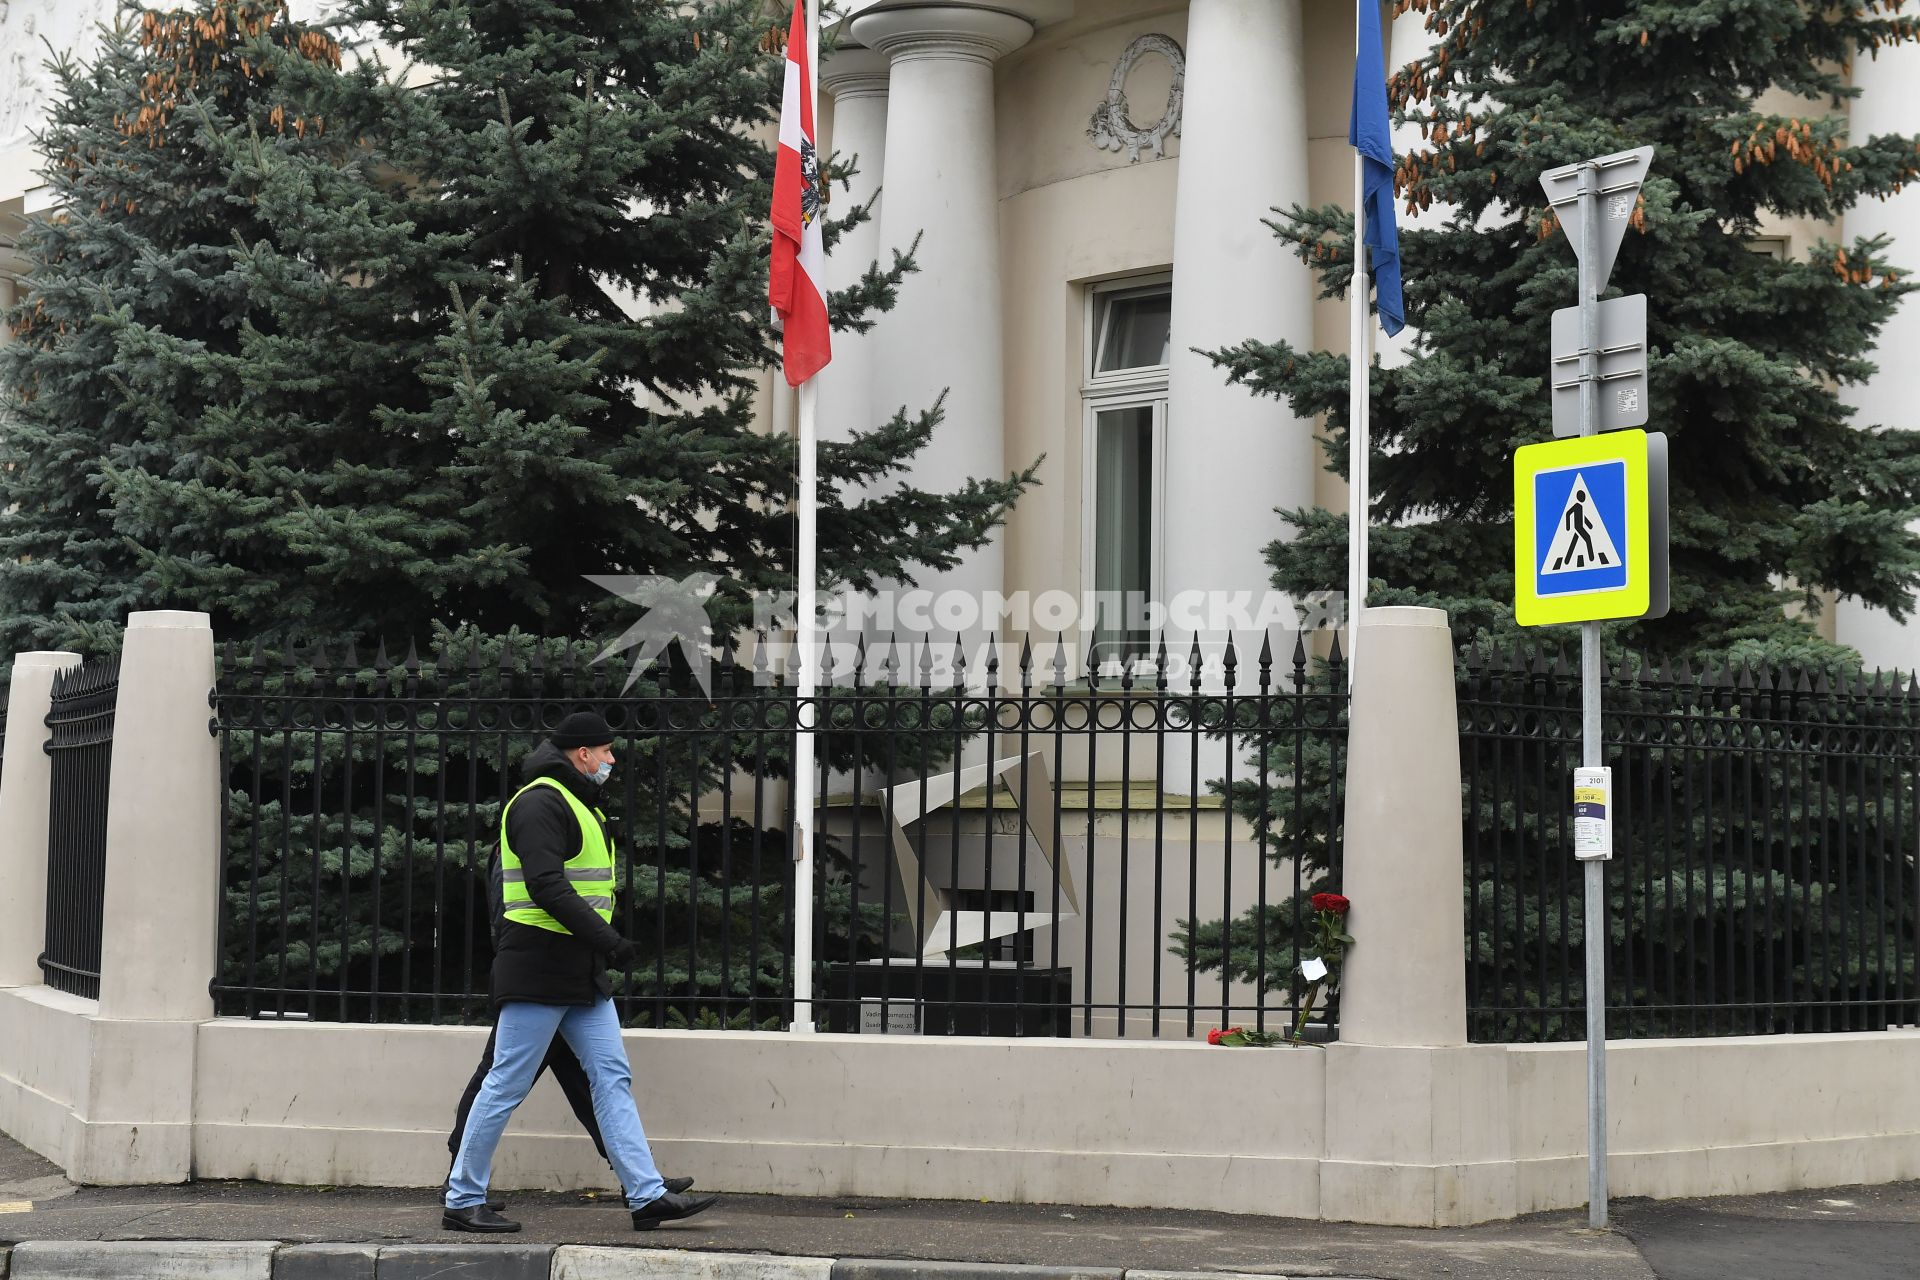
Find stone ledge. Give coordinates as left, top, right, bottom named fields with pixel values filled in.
left=1127, top=1273, right=1360, bottom=1280
left=378, top=1243, right=554, bottom=1280
left=9, top=1239, right=278, bottom=1280
left=554, top=1248, right=834, bottom=1280
left=273, top=1244, right=380, bottom=1280
left=835, top=1263, right=1121, bottom=1280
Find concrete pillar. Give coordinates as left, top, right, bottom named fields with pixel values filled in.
left=97, top=611, right=220, bottom=1022
left=1335, top=605, right=1466, bottom=1047
left=818, top=44, right=889, bottom=448
left=1837, top=43, right=1920, bottom=673
left=1163, top=0, right=1313, bottom=653
left=1319, top=606, right=1512, bottom=1227
left=62, top=613, right=218, bottom=1185
left=0, top=651, right=83, bottom=988
left=850, top=5, right=1031, bottom=661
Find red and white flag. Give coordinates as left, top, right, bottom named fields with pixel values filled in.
left=770, top=2, right=831, bottom=387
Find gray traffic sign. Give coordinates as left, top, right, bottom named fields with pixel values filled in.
left=1540, top=146, right=1653, bottom=293
left=1550, top=293, right=1648, bottom=436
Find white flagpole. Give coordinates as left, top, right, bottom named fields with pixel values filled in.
left=790, top=0, right=823, bottom=1035
left=1348, top=129, right=1369, bottom=690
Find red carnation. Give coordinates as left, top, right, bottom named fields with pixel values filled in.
left=1310, top=892, right=1351, bottom=916
left=1207, top=1027, right=1222, bottom=1045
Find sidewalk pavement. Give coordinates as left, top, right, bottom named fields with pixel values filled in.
left=5, top=1130, right=1920, bottom=1280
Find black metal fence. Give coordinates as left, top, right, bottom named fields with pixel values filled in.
left=39, top=657, right=119, bottom=1000
left=1460, top=644, right=1920, bottom=1042
left=210, top=634, right=1349, bottom=1036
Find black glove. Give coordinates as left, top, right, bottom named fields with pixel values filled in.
left=607, top=936, right=638, bottom=966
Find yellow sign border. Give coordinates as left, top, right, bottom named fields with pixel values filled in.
left=1514, top=430, right=1650, bottom=626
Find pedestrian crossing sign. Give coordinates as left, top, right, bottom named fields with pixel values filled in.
left=1514, top=430, right=1665, bottom=626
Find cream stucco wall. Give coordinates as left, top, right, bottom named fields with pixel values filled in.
left=999, top=161, right=1178, bottom=607
left=995, top=2, right=1187, bottom=200
left=993, top=8, right=1185, bottom=610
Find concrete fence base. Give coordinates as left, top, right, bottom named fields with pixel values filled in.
left=6, top=983, right=1920, bottom=1225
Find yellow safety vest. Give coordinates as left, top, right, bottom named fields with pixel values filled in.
left=499, top=777, right=615, bottom=934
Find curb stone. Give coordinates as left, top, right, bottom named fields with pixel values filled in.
left=10, top=1239, right=279, bottom=1280
left=0, top=1241, right=1382, bottom=1280
left=379, top=1244, right=553, bottom=1280
left=833, top=1265, right=1122, bottom=1280
left=554, top=1248, right=834, bottom=1280
left=1127, top=1273, right=1336, bottom=1280
left=273, top=1243, right=555, bottom=1279
left=274, top=1243, right=381, bottom=1280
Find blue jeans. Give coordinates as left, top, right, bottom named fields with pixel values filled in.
left=446, top=997, right=666, bottom=1210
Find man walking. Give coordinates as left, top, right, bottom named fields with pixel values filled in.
left=443, top=711, right=719, bottom=1233
left=443, top=854, right=694, bottom=1208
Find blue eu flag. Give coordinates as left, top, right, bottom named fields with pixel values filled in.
left=1349, top=0, right=1405, bottom=337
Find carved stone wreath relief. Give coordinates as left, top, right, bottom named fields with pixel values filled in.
left=1086, top=33, right=1185, bottom=164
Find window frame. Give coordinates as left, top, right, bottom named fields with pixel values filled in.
left=1083, top=272, right=1174, bottom=395
left=1080, top=274, right=1172, bottom=670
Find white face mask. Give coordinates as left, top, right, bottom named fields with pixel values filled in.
left=589, top=760, right=613, bottom=786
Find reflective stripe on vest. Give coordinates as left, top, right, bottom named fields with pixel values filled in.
left=499, top=776, right=615, bottom=935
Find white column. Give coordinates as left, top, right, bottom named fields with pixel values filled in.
left=97, top=611, right=220, bottom=1022
left=818, top=45, right=890, bottom=448
left=1378, top=4, right=1441, bottom=368
left=0, top=651, right=82, bottom=988
left=819, top=46, right=894, bottom=681
left=1163, top=0, right=1313, bottom=667
left=1838, top=43, right=1920, bottom=674
left=850, top=6, right=1031, bottom=667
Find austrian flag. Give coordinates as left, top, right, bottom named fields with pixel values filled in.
left=770, top=2, right=831, bottom=386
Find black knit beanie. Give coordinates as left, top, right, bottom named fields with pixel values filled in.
left=551, top=711, right=616, bottom=749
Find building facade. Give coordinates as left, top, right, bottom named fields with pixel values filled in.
left=2, top=0, right=1917, bottom=670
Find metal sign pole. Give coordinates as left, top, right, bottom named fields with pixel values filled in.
left=1575, top=160, right=1609, bottom=1230
left=1531, top=144, right=1659, bottom=1230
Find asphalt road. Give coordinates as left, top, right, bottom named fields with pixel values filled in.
left=6, top=1129, right=1920, bottom=1278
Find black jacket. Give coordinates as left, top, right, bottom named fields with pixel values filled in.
left=489, top=741, right=627, bottom=1007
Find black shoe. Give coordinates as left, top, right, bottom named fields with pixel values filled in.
left=442, top=1205, right=521, bottom=1233
left=441, top=1180, right=505, bottom=1212
left=631, top=1190, right=719, bottom=1230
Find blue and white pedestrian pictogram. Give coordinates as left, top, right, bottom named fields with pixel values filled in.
left=1513, top=430, right=1660, bottom=626
left=1535, top=463, right=1627, bottom=594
